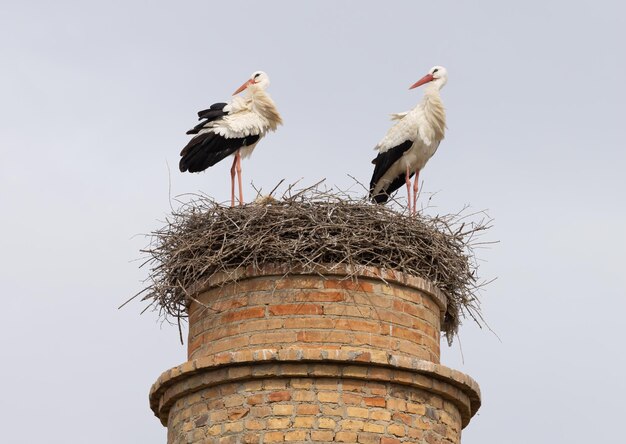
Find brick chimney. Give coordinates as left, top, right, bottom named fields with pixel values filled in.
left=149, top=264, right=480, bottom=443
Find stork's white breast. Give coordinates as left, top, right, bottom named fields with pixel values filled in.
left=211, top=111, right=269, bottom=139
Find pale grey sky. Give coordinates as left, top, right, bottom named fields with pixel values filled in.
left=1, top=1, right=625, bottom=442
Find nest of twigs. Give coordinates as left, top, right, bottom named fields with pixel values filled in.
left=132, top=183, right=493, bottom=343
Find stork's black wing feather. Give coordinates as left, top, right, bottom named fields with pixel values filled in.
left=179, top=132, right=260, bottom=173
left=197, top=102, right=228, bottom=119
left=373, top=171, right=415, bottom=203
left=369, top=140, right=413, bottom=203
left=186, top=103, right=230, bottom=135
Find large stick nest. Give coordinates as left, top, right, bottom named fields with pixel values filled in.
left=134, top=184, right=493, bottom=343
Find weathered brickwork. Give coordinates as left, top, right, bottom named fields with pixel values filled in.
left=150, top=266, right=480, bottom=444
left=166, top=377, right=462, bottom=444
left=188, top=272, right=444, bottom=364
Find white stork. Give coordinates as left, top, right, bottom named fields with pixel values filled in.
left=179, top=71, right=283, bottom=207
left=369, top=66, right=448, bottom=215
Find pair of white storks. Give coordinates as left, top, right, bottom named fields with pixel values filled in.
left=179, top=67, right=448, bottom=213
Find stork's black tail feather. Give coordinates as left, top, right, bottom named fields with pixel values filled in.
left=369, top=173, right=413, bottom=204
left=370, top=191, right=390, bottom=204
left=369, top=140, right=413, bottom=204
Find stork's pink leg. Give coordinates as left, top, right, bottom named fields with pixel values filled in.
left=412, top=170, right=420, bottom=216
left=230, top=156, right=237, bottom=207
left=405, top=165, right=412, bottom=215
left=235, top=151, right=244, bottom=206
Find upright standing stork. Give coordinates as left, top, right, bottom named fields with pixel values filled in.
left=179, top=71, right=283, bottom=207
left=369, top=66, right=448, bottom=215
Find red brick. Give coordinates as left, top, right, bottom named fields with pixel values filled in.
left=397, top=339, right=429, bottom=359
left=212, top=297, right=248, bottom=312
left=239, top=279, right=276, bottom=292
left=333, top=318, right=381, bottom=332
left=390, top=324, right=421, bottom=342
left=342, top=393, right=363, bottom=405
left=364, top=396, right=386, bottom=407
left=392, top=412, right=413, bottom=426
left=246, top=394, right=264, bottom=405
left=357, top=432, right=379, bottom=444
left=264, top=431, right=285, bottom=442
left=268, top=391, right=291, bottom=402
left=268, top=304, right=323, bottom=316
left=321, top=405, right=343, bottom=416
left=347, top=406, right=369, bottom=418
left=201, top=324, right=234, bottom=342
left=239, top=318, right=284, bottom=334
left=381, top=438, right=402, bottom=444
left=294, top=416, right=315, bottom=427
left=250, top=406, right=271, bottom=418
left=336, top=431, right=358, bottom=442
left=323, top=279, right=374, bottom=292
left=296, top=404, right=319, bottom=415
left=228, top=407, right=249, bottom=420
left=249, top=331, right=298, bottom=345
left=283, top=317, right=336, bottom=329
left=363, top=423, right=385, bottom=433
left=243, top=433, right=260, bottom=443
left=210, top=335, right=249, bottom=354
left=318, top=392, right=340, bottom=403
left=369, top=367, right=393, bottom=380
left=311, top=430, right=335, bottom=441
left=297, top=330, right=352, bottom=344
left=295, top=290, right=345, bottom=302
left=274, top=277, right=323, bottom=289
left=342, top=380, right=366, bottom=392
left=318, top=417, right=337, bottom=429
left=285, top=430, right=307, bottom=441
left=272, top=404, right=294, bottom=416
left=244, top=419, right=265, bottom=430
left=327, top=304, right=373, bottom=318
left=365, top=382, right=387, bottom=395
left=388, top=423, right=406, bottom=437
left=267, top=417, right=291, bottom=429
left=220, top=306, right=266, bottom=323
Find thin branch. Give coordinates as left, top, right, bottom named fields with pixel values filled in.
left=125, top=180, right=496, bottom=343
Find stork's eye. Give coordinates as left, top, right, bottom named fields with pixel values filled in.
left=254, top=73, right=261, bottom=78
left=432, top=69, right=439, bottom=74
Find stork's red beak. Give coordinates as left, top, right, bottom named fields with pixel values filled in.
left=233, top=79, right=254, bottom=95
left=409, top=74, right=434, bottom=89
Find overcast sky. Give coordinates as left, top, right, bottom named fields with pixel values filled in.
left=1, top=1, right=625, bottom=442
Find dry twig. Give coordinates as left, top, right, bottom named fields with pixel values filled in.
left=130, top=183, right=494, bottom=344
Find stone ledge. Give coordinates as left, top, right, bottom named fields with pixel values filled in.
left=149, top=348, right=480, bottom=428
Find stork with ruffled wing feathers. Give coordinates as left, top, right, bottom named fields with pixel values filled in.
left=179, top=71, right=282, bottom=206
left=369, top=66, right=448, bottom=215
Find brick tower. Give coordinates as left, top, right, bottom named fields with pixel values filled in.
left=149, top=264, right=481, bottom=443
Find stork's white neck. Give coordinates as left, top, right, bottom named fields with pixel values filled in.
left=420, top=82, right=446, bottom=142
left=421, top=78, right=446, bottom=109
left=246, top=83, right=268, bottom=97
left=423, top=77, right=446, bottom=95
left=246, top=85, right=272, bottom=106
left=246, top=86, right=283, bottom=131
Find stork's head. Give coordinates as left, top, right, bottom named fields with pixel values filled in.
left=409, top=66, right=448, bottom=90
left=233, top=71, right=271, bottom=95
